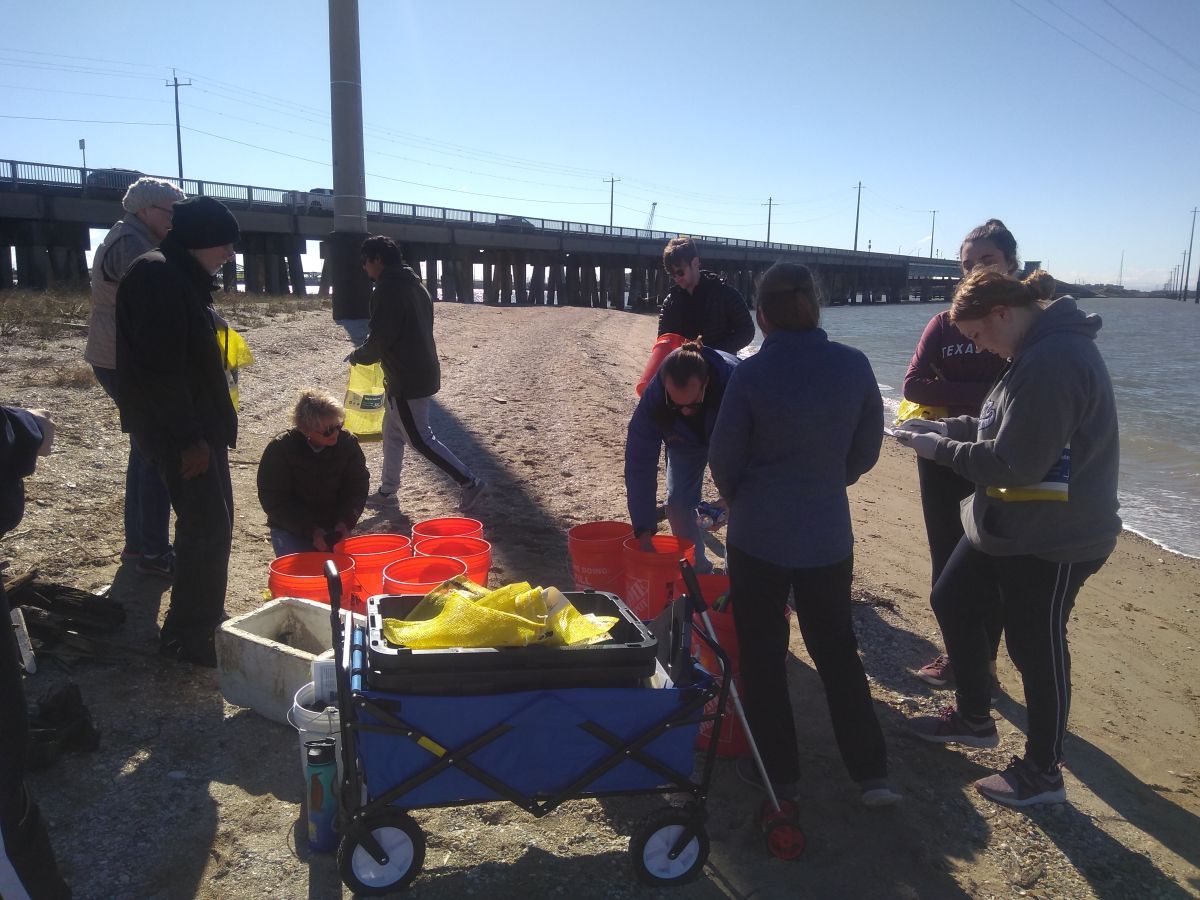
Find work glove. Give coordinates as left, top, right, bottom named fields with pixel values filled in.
left=897, top=418, right=948, bottom=436
left=893, top=430, right=940, bottom=460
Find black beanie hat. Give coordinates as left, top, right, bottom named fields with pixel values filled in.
left=169, top=196, right=240, bottom=249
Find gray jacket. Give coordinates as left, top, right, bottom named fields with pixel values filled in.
left=86, top=214, right=157, bottom=369
left=937, top=297, right=1121, bottom=563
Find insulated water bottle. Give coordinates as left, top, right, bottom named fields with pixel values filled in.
left=305, top=738, right=338, bottom=852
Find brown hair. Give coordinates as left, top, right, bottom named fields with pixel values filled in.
left=950, top=269, right=1056, bottom=323
left=960, top=218, right=1019, bottom=272
left=755, top=262, right=821, bottom=331
left=663, top=236, right=698, bottom=272
left=659, top=339, right=709, bottom=386
left=293, top=389, right=345, bottom=431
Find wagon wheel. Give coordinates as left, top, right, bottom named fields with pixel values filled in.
left=758, top=798, right=806, bottom=860
left=337, top=810, right=425, bottom=895
left=630, top=807, right=710, bottom=886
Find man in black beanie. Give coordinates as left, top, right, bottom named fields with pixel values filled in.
left=115, top=196, right=240, bottom=666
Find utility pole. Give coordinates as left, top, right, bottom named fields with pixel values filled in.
left=165, top=69, right=191, bottom=182
left=929, top=210, right=938, bottom=259
left=1118, top=250, right=1124, bottom=287
left=762, top=197, right=774, bottom=244
left=78, top=138, right=86, bottom=195
left=1183, top=207, right=1198, bottom=302
left=604, top=176, right=620, bottom=230
left=1181, top=251, right=1189, bottom=301
left=853, top=182, right=862, bottom=251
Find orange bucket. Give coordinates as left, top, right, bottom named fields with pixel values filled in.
left=635, top=332, right=685, bottom=396
left=381, top=555, right=467, bottom=595
left=333, top=533, right=412, bottom=598
left=567, top=521, right=633, bottom=593
left=268, top=552, right=363, bottom=615
left=621, top=534, right=694, bottom=620
left=411, top=516, right=483, bottom=541
left=413, top=536, right=492, bottom=587
left=688, top=574, right=750, bottom=758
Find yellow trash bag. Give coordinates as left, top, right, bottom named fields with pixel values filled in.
left=344, top=363, right=386, bottom=441
left=894, top=398, right=948, bottom=427
left=217, top=326, right=255, bottom=411
left=381, top=580, right=618, bottom=649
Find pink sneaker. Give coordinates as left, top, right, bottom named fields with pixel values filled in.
left=916, top=654, right=954, bottom=688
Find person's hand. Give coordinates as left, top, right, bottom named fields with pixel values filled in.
left=893, top=430, right=940, bottom=460
left=180, top=440, right=211, bottom=479
left=312, top=528, right=330, bottom=552
left=897, top=418, right=947, bottom=436
left=26, top=408, right=56, bottom=456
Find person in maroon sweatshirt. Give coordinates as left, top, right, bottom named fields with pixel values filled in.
left=905, top=219, right=1015, bottom=691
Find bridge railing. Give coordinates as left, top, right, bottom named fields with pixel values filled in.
left=1, top=157, right=955, bottom=270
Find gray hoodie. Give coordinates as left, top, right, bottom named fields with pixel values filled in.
left=936, top=297, right=1120, bottom=563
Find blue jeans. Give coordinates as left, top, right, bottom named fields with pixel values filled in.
left=93, top=366, right=172, bottom=559
left=270, top=527, right=315, bottom=558
left=664, top=441, right=712, bottom=573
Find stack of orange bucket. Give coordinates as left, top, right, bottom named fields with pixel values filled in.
left=268, top=552, right=363, bottom=614
left=566, top=521, right=632, bottom=594
left=332, top=533, right=412, bottom=597
left=621, top=534, right=694, bottom=620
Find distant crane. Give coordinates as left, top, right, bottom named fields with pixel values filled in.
left=645, top=202, right=657, bottom=229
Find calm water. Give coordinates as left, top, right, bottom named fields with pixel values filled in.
left=749, top=297, right=1200, bottom=559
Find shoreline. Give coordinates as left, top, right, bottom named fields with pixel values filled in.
left=4, top=300, right=1197, bottom=898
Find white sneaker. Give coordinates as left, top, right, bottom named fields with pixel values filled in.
left=459, top=478, right=487, bottom=512
left=364, top=489, right=398, bottom=509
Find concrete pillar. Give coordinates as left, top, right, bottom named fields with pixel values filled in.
left=482, top=260, right=497, bottom=304
left=528, top=264, right=544, bottom=305
left=244, top=253, right=265, bottom=294
left=498, top=254, right=513, bottom=304
left=16, top=245, right=50, bottom=290
left=0, top=246, right=13, bottom=291
left=513, top=254, right=528, bottom=304
left=547, top=264, right=561, bottom=306
left=221, top=260, right=236, bottom=293
left=265, top=255, right=284, bottom=295
left=566, top=264, right=581, bottom=306
left=425, top=256, right=438, bottom=298
left=286, top=239, right=307, bottom=296
left=628, top=266, right=643, bottom=311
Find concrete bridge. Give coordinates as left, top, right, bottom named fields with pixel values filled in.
left=1, top=158, right=963, bottom=307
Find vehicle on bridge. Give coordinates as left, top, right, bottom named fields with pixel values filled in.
left=495, top=215, right=537, bottom=230
left=287, top=188, right=334, bottom=214
left=84, top=168, right=145, bottom=195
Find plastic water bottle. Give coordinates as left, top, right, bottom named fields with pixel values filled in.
left=305, top=739, right=338, bottom=852
left=696, top=501, right=727, bottom=531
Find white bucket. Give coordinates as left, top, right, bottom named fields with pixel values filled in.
left=289, top=682, right=342, bottom=785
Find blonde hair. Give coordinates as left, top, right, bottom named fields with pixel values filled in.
left=950, top=269, right=1056, bottom=323
left=292, top=389, right=344, bottom=431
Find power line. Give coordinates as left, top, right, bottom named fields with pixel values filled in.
left=1043, top=0, right=1200, bottom=100
left=1098, top=0, right=1200, bottom=75
left=1006, top=0, right=1200, bottom=116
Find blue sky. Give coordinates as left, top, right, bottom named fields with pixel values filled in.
left=4, top=0, right=1199, bottom=290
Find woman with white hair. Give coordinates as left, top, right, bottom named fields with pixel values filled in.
left=87, top=176, right=185, bottom=579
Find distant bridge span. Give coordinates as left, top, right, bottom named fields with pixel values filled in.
left=1, top=158, right=962, bottom=306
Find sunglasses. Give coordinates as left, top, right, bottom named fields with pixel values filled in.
left=665, top=386, right=706, bottom=413
left=668, top=267, right=689, bottom=278
left=315, top=423, right=342, bottom=437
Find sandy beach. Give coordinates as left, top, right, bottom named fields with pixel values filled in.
left=3, top=295, right=1198, bottom=898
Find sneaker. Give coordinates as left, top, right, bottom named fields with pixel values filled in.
left=734, top=755, right=800, bottom=803
left=158, top=634, right=217, bottom=668
left=459, top=477, right=487, bottom=513
left=908, top=706, right=999, bottom=749
left=916, top=654, right=954, bottom=687
left=974, top=756, right=1066, bottom=807
left=364, top=489, right=398, bottom=509
left=136, top=553, right=175, bottom=580
left=859, top=778, right=902, bottom=808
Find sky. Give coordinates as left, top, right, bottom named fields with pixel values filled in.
left=3, top=0, right=1199, bottom=291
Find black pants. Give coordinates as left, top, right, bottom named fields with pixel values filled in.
left=149, top=441, right=234, bottom=643
left=1, top=580, right=71, bottom=899
left=916, top=457, right=1003, bottom=659
left=932, top=538, right=1107, bottom=771
left=728, top=545, right=887, bottom=785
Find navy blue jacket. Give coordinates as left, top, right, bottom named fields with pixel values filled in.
left=1, top=406, right=44, bottom=537
left=709, top=328, right=882, bottom=568
left=624, top=347, right=739, bottom=534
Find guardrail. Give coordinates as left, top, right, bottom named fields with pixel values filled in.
left=1, top=157, right=961, bottom=270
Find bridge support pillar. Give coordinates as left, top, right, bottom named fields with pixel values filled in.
left=15, top=245, right=50, bottom=290
left=0, top=244, right=13, bottom=291
left=498, top=254, right=513, bottom=304
left=528, top=263, right=544, bottom=305
left=286, top=239, right=307, bottom=296
left=513, top=254, right=527, bottom=304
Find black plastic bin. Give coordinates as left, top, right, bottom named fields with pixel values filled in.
left=364, top=589, right=658, bottom=694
